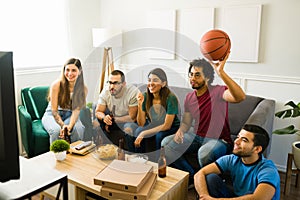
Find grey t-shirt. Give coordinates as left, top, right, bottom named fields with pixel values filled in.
left=97, top=84, right=139, bottom=117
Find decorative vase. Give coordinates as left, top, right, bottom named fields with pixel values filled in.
left=292, top=141, right=300, bottom=169
left=55, top=151, right=67, bottom=161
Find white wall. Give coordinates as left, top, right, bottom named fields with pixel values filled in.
left=91, top=0, right=300, bottom=171
left=14, top=0, right=300, bottom=171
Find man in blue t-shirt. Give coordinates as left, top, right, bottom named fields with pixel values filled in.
left=194, top=124, right=280, bottom=200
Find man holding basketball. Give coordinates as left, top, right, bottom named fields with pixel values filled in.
left=161, top=53, right=246, bottom=185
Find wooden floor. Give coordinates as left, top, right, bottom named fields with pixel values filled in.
left=32, top=171, right=299, bottom=200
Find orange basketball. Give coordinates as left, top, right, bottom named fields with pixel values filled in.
left=200, top=29, right=231, bottom=61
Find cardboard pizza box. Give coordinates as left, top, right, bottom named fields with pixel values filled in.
left=94, top=159, right=153, bottom=192
left=100, top=172, right=157, bottom=200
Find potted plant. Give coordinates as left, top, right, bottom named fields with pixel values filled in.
left=86, top=102, right=94, bottom=120
left=273, top=101, right=300, bottom=168
left=50, top=139, right=70, bottom=161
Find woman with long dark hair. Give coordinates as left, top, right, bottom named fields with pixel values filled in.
left=133, top=68, right=180, bottom=152
left=42, top=58, right=88, bottom=144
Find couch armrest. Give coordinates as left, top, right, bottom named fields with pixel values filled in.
left=80, top=107, right=95, bottom=141
left=18, top=105, right=34, bottom=156
left=245, top=99, right=275, bottom=157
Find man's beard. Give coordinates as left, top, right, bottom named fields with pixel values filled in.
left=233, top=149, right=253, bottom=157
left=110, top=86, right=122, bottom=96
left=192, top=80, right=206, bottom=90
left=233, top=152, right=251, bottom=157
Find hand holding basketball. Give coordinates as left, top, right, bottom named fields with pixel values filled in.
left=209, top=51, right=230, bottom=76
left=200, top=29, right=231, bottom=61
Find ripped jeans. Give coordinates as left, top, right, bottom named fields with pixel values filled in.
left=42, top=110, right=85, bottom=144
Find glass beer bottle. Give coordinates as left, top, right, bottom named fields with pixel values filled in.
left=118, top=138, right=125, bottom=160
left=105, top=105, right=116, bottom=132
left=63, top=127, right=71, bottom=143
left=158, top=146, right=167, bottom=178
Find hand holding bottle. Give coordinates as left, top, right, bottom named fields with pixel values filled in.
left=59, top=126, right=71, bottom=143
left=105, top=105, right=116, bottom=132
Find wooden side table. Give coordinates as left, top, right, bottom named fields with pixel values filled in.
left=284, top=153, right=300, bottom=195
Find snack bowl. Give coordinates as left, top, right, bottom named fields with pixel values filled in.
left=93, top=144, right=117, bottom=160
left=127, top=154, right=148, bottom=164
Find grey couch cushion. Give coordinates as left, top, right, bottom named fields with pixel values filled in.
left=228, top=95, right=263, bottom=138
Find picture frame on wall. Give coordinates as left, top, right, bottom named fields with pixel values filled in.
left=146, top=10, right=176, bottom=60
left=220, top=5, right=262, bottom=63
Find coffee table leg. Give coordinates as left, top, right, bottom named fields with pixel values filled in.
left=75, top=186, right=88, bottom=200
left=62, top=176, right=68, bottom=200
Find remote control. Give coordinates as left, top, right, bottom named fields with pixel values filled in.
left=75, top=141, right=92, bottom=150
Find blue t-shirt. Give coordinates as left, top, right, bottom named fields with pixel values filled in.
left=216, top=154, right=280, bottom=200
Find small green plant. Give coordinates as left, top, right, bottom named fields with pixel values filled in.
left=86, top=102, right=93, bottom=110
left=50, top=140, right=70, bottom=153
left=273, top=101, right=300, bottom=135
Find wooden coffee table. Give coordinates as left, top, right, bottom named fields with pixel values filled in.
left=31, top=151, right=189, bottom=200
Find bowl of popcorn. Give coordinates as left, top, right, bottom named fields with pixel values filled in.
left=94, top=144, right=117, bottom=160
left=127, top=154, right=148, bottom=164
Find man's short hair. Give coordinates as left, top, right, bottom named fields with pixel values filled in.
left=188, top=58, right=214, bottom=85
left=111, top=70, right=125, bottom=82
left=243, top=124, right=270, bottom=154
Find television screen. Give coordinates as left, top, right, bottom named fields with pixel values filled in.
left=0, top=85, right=4, bottom=161
left=0, top=52, right=20, bottom=182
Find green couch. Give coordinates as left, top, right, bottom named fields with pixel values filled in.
left=18, top=86, right=93, bottom=158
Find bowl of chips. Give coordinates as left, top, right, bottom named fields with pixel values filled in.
left=93, top=144, right=117, bottom=160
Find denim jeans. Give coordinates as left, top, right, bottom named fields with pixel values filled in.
left=126, top=120, right=179, bottom=155
left=42, top=110, right=85, bottom=144
left=205, top=174, right=236, bottom=198
left=161, top=132, right=231, bottom=176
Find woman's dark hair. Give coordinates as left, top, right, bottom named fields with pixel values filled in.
left=243, top=124, right=270, bottom=155
left=145, top=68, right=173, bottom=120
left=57, top=58, right=86, bottom=110
left=189, top=58, right=214, bottom=85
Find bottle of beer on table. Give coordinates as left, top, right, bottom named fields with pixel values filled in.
left=158, top=146, right=167, bottom=178
left=117, top=138, right=125, bottom=160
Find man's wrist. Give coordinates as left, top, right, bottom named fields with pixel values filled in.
left=99, top=113, right=105, bottom=123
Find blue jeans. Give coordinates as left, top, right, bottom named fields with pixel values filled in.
left=42, top=110, right=85, bottom=144
left=161, top=132, right=231, bottom=176
left=205, top=174, right=236, bottom=198
left=126, top=120, right=179, bottom=154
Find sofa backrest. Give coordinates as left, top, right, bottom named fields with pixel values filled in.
left=21, top=87, right=36, bottom=119
left=228, top=95, right=264, bottom=138
left=26, top=86, right=49, bottom=120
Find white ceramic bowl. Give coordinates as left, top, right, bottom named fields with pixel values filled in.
left=127, top=154, right=148, bottom=164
